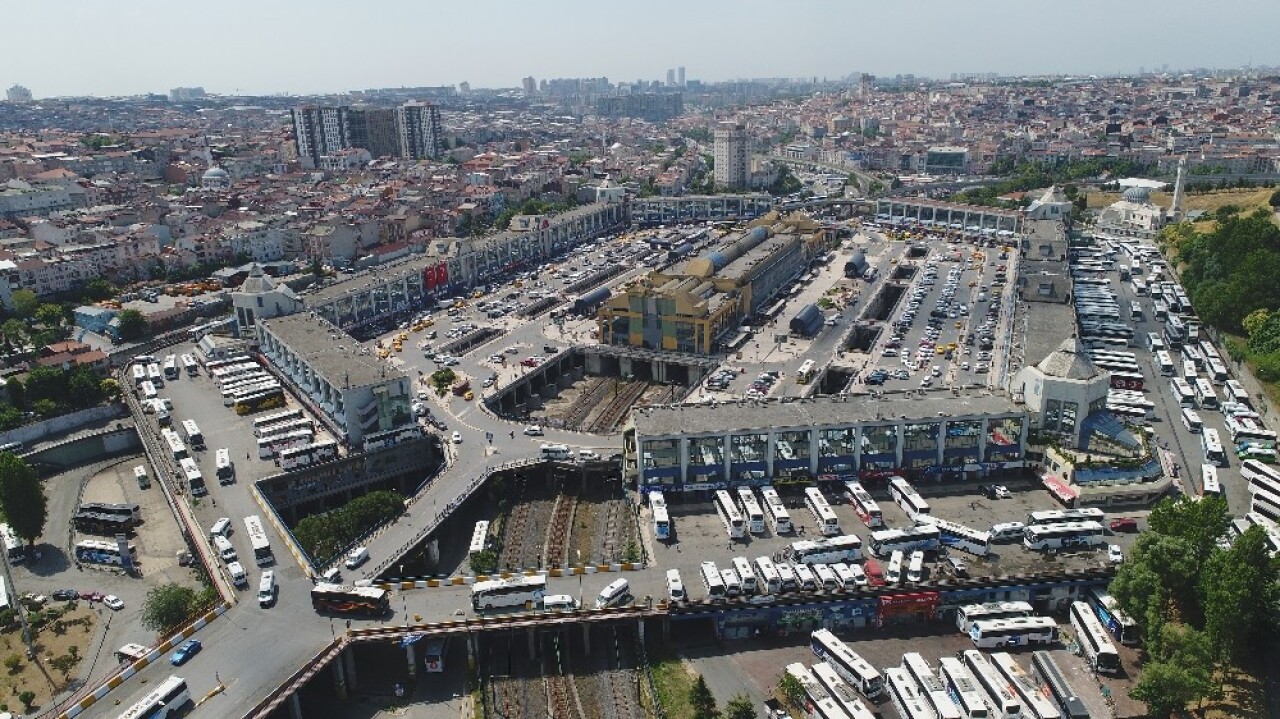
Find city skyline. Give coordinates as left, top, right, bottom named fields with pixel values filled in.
left=4, top=0, right=1280, bottom=98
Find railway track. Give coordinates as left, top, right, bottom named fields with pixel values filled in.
left=563, top=376, right=611, bottom=428
left=543, top=491, right=579, bottom=567
left=545, top=632, right=580, bottom=719
left=587, top=380, right=650, bottom=434
left=496, top=481, right=533, bottom=570
left=596, top=496, right=628, bottom=564
left=605, top=626, right=642, bottom=719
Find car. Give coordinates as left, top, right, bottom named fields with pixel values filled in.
left=51, top=589, right=78, bottom=601
left=345, top=546, right=370, bottom=569
left=992, top=485, right=1011, bottom=499
left=481, top=378, right=495, bottom=388
left=1109, top=517, right=1139, bottom=533
left=103, top=595, right=124, bottom=610
left=1107, top=545, right=1125, bottom=564
left=523, top=425, right=543, bottom=436
left=170, top=639, right=202, bottom=666
left=451, top=431, right=462, bottom=444
left=79, top=591, right=103, bottom=602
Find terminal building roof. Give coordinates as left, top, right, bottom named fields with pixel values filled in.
left=261, top=312, right=407, bottom=389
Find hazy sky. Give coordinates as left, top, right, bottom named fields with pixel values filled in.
left=6, top=0, right=1279, bottom=97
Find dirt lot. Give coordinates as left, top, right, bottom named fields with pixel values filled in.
left=78, top=459, right=190, bottom=584
left=0, top=602, right=98, bottom=714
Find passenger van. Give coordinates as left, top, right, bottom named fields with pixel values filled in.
left=906, top=550, right=925, bottom=583
left=731, top=557, right=757, bottom=594
left=831, top=562, right=857, bottom=589
left=886, top=550, right=904, bottom=584
left=227, top=561, right=248, bottom=588
left=665, top=569, right=685, bottom=603
left=595, top=578, right=631, bottom=609
left=213, top=535, right=237, bottom=562
left=133, top=465, right=151, bottom=489
left=792, top=563, right=818, bottom=592
left=752, top=556, right=781, bottom=594
left=775, top=561, right=798, bottom=592
left=210, top=517, right=232, bottom=539
left=989, top=522, right=1026, bottom=543
left=257, top=570, right=277, bottom=607
left=812, top=563, right=840, bottom=591
left=542, top=594, right=578, bottom=612
left=540, top=444, right=572, bottom=461
left=345, top=546, right=370, bottom=569
left=720, top=568, right=742, bottom=597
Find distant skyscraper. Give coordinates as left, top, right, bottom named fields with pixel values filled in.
left=169, top=87, right=206, bottom=102
left=291, top=105, right=352, bottom=169
left=458, top=81, right=471, bottom=95
left=397, top=102, right=443, bottom=160
left=678, top=66, right=686, bottom=87
left=713, top=122, right=748, bottom=190
left=666, top=68, right=676, bottom=87
left=522, top=76, right=537, bottom=96
left=5, top=84, right=32, bottom=103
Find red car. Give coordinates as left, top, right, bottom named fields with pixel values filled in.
left=1109, top=518, right=1139, bottom=533
left=79, top=591, right=104, bottom=602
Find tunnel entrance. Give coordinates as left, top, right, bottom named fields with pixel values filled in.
left=845, top=323, right=883, bottom=353
left=863, top=283, right=907, bottom=323
left=819, top=367, right=855, bottom=395
left=891, top=264, right=917, bottom=281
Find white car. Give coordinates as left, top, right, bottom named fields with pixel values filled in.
left=1107, top=544, right=1124, bottom=564
left=993, top=485, right=1011, bottom=499
left=451, top=431, right=462, bottom=444
left=523, top=425, right=543, bottom=436
left=103, top=595, right=125, bottom=611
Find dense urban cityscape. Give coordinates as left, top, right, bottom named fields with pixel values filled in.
left=1, top=8, right=1280, bottom=719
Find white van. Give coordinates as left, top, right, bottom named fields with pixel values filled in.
left=989, top=521, right=1026, bottom=543
left=134, top=465, right=151, bottom=489
left=812, top=563, right=840, bottom=592
left=907, top=551, right=924, bottom=583
left=257, top=570, right=277, bottom=607
left=792, top=563, right=818, bottom=592
left=846, top=562, right=869, bottom=588
left=210, top=517, right=232, bottom=539
left=213, top=535, right=237, bottom=562
left=886, top=550, right=904, bottom=584
left=540, top=444, right=572, bottom=461
left=665, top=569, right=685, bottom=603
left=227, top=561, right=248, bottom=587
left=595, top=578, right=631, bottom=609
left=753, top=556, right=781, bottom=595
left=831, top=562, right=857, bottom=590
left=731, top=557, right=757, bottom=595
left=720, top=568, right=742, bottom=597
left=776, top=561, right=798, bottom=592
left=345, top=546, right=369, bottom=569
left=542, top=594, right=578, bottom=612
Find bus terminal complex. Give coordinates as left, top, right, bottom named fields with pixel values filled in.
left=74, top=190, right=1239, bottom=719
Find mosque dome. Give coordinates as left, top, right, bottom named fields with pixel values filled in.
left=1121, top=185, right=1150, bottom=203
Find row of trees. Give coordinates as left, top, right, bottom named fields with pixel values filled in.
left=1110, top=496, right=1280, bottom=716
left=292, top=490, right=405, bottom=564
left=0, top=366, right=119, bottom=430
left=1, top=279, right=148, bottom=347
left=958, top=158, right=1154, bottom=208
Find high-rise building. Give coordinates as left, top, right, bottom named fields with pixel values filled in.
left=169, top=87, right=206, bottom=102
left=347, top=108, right=400, bottom=159
left=666, top=68, right=676, bottom=87
left=522, top=76, right=537, bottom=96
left=5, top=84, right=32, bottom=103
left=397, top=102, right=443, bottom=160
left=713, top=122, right=748, bottom=190
left=291, top=105, right=352, bottom=169
left=677, top=66, right=686, bottom=87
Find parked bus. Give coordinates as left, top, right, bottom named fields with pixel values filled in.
left=1023, top=521, right=1105, bottom=552
left=1243, top=458, right=1280, bottom=497
left=731, top=557, right=758, bottom=594
left=1202, top=428, right=1228, bottom=468
left=902, top=653, right=961, bottom=719
left=1224, top=379, right=1251, bottom=407
left=1170, top=377, right=1196, bottom=407
left=1181, top=408, right=1203, bottom=433
left=130, top=364, right=147, bottom=386
left=753, top=557, right=782, bottom=595
left=1069, top=600, right=1120, bottom=674
left=843, top=481, right=884, bottom=529
left=649, top=491, right=670, bottom=540
left=1146, top=332, right=1165, bottom=352
left=884, top=666, right=938, bottom=719
left=938, top=656, right=991, bottom=719
left=797, top=359, right=816, bottom=384
left=234, top=388, right=287, bottom=416
left=955, top=601, right=1035, bottom=632
left=79, top=501, right=141, bottom=523
left=714, top=490, right=746, bottom=539
left=115, top=675, right=192, bottom=719
left=257, top=429, right=315, bottom=459
left=311, top=583, right=390, bottom=616
left=252, top=409, right=305, bottom=436
left=245, top=515, right=274, bottom=566
left=162, top=355, right=179, bottom=381
left=1155, top=350, right=1175, bottom=376
left=1030, top=651, right=1088, bottom=719
left=961, top=651, right=1023, bottom=719
left=812, top=661, right=877, bottom=719
left=204, top=355, right=252, bottom=372
left=139, top=380, right=158, bottom=402
left=278, top=440, right=339, bottom=471
left=1087, top=587, right=1138, bottom=646
left=1194, top=378, right=1219, bottom=409
left=759, top=486, right=793, bottom=534
left=805, top=487, right=841, bottom=536
left=470, top=574, right=547, bottom=611
left=146, top=362, right=164, bottom=387
left=783, top=663, right=840, bottom=719
left=179, top=419, right=204, bottom=450
left=869, top=525, right=942, bottom=557
left=1207, top=358, right=1229, bottom=385
left=810, top=629, right=884, bottom=700
left=178, top=457, right=206, bottom=496
left=181, top=353, right=199, bottom=377
left=224, top=381, right=282, bottom=407
left=992, top=652, right=1062, bottom=719
left=72, top=511, right=135, bottom=536
left=257, top=418, right=314, bottom=441
left=969, top=616, right=1059, bottom=649
left=786, top=535, right=864, bottom=565
left=214, top=448, right=234, bottom=484
left=1201, top=464, right=1222, bottom=497
left=1026, top=508, right=1104, bottom=525
left=736, top=487, right=765, bottom=535
left=917, top=515, right=990, bottom=557
left=700, top=561, right=725, bottom=601
left=888, top=477, right=931, bottom=521
left=469, top=521, right=490, bottom=556
left=75, top=539, right=136, bottom=566
left=1226, top=417, right=1278, bottom=449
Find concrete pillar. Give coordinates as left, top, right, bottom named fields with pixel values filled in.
left=582, top=623, right=591, bottom=654
left=344, top=644, right=358, bottom=690
left=528, top=627, right=537, bottom=658
left=290, top=693, right=303, bottom=719
left=406, top=641, right=417, bottom=678
left=332, top=650, right=348, bottom=700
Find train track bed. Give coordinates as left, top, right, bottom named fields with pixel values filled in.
left=482, top=634, right=547, bottom=719
left=496, top=479, right=557, bottom=571
left=543, top=490, right=580, bottom=567
left=572, top=626, right=644, bottom=719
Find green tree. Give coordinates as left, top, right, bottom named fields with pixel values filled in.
left=100, top=377, right=121, bottom=401
left=4, top=377, right=24, bottom=410
left=140, top=583, right=202, bottom=634
left=0, top=404, right=22, bottom=431
left=18, top=689, right=35, bottom=710
left=469, top=549, right=498, bottom=574
left=68, top=367, right=105, bottom=408
left=1130, top=661, right=1209, bottom=718
left=1200, top=526, right=1280, bottom=664
left=724, top=695, right=758, bottom=719
left=778, top=672, right=805, bottom=711
left=1, top=319, right=27, bottom=349
left=35, top=303, right=65, bottom=331
left=1243, top=308, right=1271, bottom=338
left=9, top=289, right=38, bottom=319
left=1147, top=494, right=1230, bottom=570
left=1269, top=187, right=1280, bottom=208
left=81, top=277, right=115, bottom=302
left=117, top=309, right=147, bottom=341
left=689, top=675, right=720, bottom=719
left=24, top=366, right=68, bottom=406
left=310, top=258, right=325, bottom=277
left=0, top=453, right=47, bottom=547
left=30, top=398, right=59, bottom=418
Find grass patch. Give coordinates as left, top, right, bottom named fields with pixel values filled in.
left=1086, top=187, right=1277, bottom=217
left=648, top=643, right=695, bottom=719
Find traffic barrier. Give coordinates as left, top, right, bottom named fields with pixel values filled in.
left=55, top=602, right=231, bottom=719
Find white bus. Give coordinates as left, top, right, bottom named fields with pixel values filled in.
left=1155, top=350, right=1175, bottom=376
left=902, top=653, right=961, bottom=719
left=252, top=409, right=305, bottom=435
left=760, top=486, right=793, bottom=534
left=146, top=362, right=164, bottom=387
left=1202, top=428, right=1227, bottom=467
left=179, top=419, right=204, bottom=450
left=888, top=477, right=931, bottom=521
left=471, top=574, right=547, bottom=611
left=810, top=629, right=884, bottom=700
left=969, top=616, right=1059, bottom=649
left=1243, top=458, right=1280, bottom=496
left=784, top=663, right=834, bottom=711
left=115, top=675, right=191, bottom=719
left=1181, top=360, right=1197, bottom=383
left=700, top=561, right=725, bottom=600
left=181, top=354, right=199, bottom=377
left=843, top=481, right=884, bottom=529
left=955, top=601, right=1035, bottom=632
left=989, top=652, right=1060, bottom=719
left=786, top=535, right=864, bottom=565
left=1087, top=587, right=1138, bottom=646
left=1253, top=488, right=1280, bottom=523
left=883, top=666, right=939, bottom=719
left=1170, top=377, right=1196, bottom=407
left=1181, top=408, right=1203, bottom=433
left=140, top=380, right=158, bottom=402
left=731, top=557, right=758, bottom=594
left=469, top=521, right=490, bottom=555
left=277, top=440, right=338, bottom=471
left=1030, top=651, right=1089, bottom=719
left=258, top=429, right=314, bottom=459
left=650, top=491, right=671, bottom=540
left=1146, top=332, right=1165, bottom=352
left=130, top=364, right=147, bottom=386
left=1026, top=508, right=1104, bottom=525
left=1224, top=379, right=1250, bottom=406
left=1129, top=301, right=1142, bottom=321
left=886, top=550, right=903, bottom=584
left=714, top=490, right=746, bottom=539
left=736, top=487, right=766, bottom=535
left=1069, top=600, right=1120, bottom=674
left=1023, top=521, right=1105, bottom=551
left=1207, top=358, right=1229, bottom=385
left=812, top=662, right=877, bottom=719
left=805, top=487, right=841, bottom=536
left=961, top=651, right=1023, bottom=719
left=257, top=418, right=315, bottom=441
left=162, top=354, right=179, bottom=380
left=938, top=657, right=991, bottom=719
left=1194, top=378, right=1219, bottom=409
left=244, top=515, right=274, bottom=566
left=1201, top=464, right=1222, bottom=497
left=869, top=525, right=942, bottom=557
left=178, top=456, right=202, bottom=485
left=214, top=448, right=234, bottom=484
left=753, top=556, right=782, bottom=595
left=161, top=428, right=186, bottom=460
left=906, top=550, right=925, bottom=583
left=917, top=515, right=990, bottom=557
left=797, top=359, right=817, bottom=384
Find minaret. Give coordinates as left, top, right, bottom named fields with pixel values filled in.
left=1171, top=155, right=1186, bottom=221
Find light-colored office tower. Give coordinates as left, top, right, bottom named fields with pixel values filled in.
left=397, top=102, right=443, bottom=160
left=713, top=122, right=748, bottom=190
